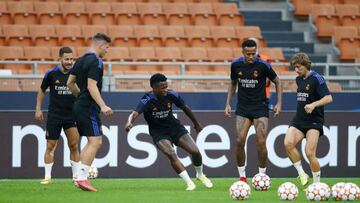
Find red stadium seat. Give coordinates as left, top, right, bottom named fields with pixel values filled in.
left=163, top=3, right=192, bottom=25
left=108, top=25, right=137, bottom=47
left=137, top=3, right=167, bottom=25
left=210, top=26, right=240, bottom=48
left=3, top=24, right=32, bottom=46
left=0, top=1, right=11, bottom=25
left=7, top=1, right=37, bottom=24
left=159, top=25, right=188, bottom=47
left=29, top=25, right=58, bottom=47
left=133, top=25, right=162, bottom=47
left=212, top=3, right=244, bottom=26
left=188, top=3, right=217, bottom=26
left=34, top=1, right=63, bottom=25
left=60, top=2, right=89, bottom=25
left=55, top=25, right=86, bottom=46
left=185, top=25, right=215, bottom=48
left=85, top=2, right=115, bottom=25
left=111, top=2, right=141, bottom=25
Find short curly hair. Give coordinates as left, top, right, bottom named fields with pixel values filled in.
left=290, top=52, right=312, bottom=70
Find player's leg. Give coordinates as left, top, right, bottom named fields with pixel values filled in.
left=253, top=117, right=269, bottom=174
left=157, top=139, right=195, bottom=190
left=176, top=134, right=213, bottom=188
left=41, top=121, right=61, bottom=184
left=235, top=116, right=252, bottom=181
left=284, top=126, right=309, bottom=186
left=41, top=140, right=58, bottom=184
left=305, top=129, right=321, bottom=183
left=64, top=125, right=80, bottom=181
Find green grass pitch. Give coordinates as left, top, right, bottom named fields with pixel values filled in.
left=0, top=178, right=359, bottom=203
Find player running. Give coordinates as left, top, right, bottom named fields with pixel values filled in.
left=125, top=73, right=213, bottom=191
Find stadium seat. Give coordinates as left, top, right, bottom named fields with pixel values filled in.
left=258, top=48, right=286, bottom=63
left=188, top=3, right=217, bottom=26
left=34, top=1, right=63, bottom=25
left=0, top=79, right=21, bottom=91
left=339, top=38, right=360, bottom=61
left=235, top=26, right=265, bottom=47
left=210, top=26, right=240, bottom=48
left=24, top=46, right=52, bottom=61
left=333, top=26, right=358, bottom=47
left=129, top=47, right=159, bottom=72
left=0, top=46, right=29, bottom=72
left=212, top=3, right=244, bottom=26
left=81, top=25, right=107, bottom=45
left=185, top=25, right=215, bottom=47
left=137, top=3, right=167, bottom=25
left=104, top=47, right=131, bottom=62
left=207, top=47, right=232, bottom=75
left=343, top=0, right=360, bottom=5
left=19, top=79, right=42, bottom=91
left=55, top=25, right=86, bottom=46
left=76, top=47, right=88, bottom=57
left=335, top=4, right=358, bottom=19
left=232, top=47, right=243, bottom=58
left=60, top=2, right=89, bottom=25
left=111, top=2, right=141, bottom=25
left=3, top=24, right=32, bottom=46
left=155, top=47, right=183, bottom=75
left=29, top=25, right=58, bottom=47
left=292, top=0, right=317, bottom=18
left=356, top=48, right=360, bottom=63
left=85, top=2, right=115, bottom=25
left=182, top=47, right=211, bottom=75
left=107, top=25, right=137, bottom=47
left=0, top=26, right=5, bottom=46
left=163, top=3, right=192, bottom=25
left=317, top=0, right=343, bottom=4
left=311, top=4, right=340, bottom=38
left=159, top=25, right=188, bottom=47
left=133, top=25, right=162, bottom=47
left=0, top=1, right=12, bottom=25
left=7, top=1, right=37, bottom=24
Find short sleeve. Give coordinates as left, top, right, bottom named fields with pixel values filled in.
left=40, top=72, right=51, bottom=91
left=70, top=59, right=80, bottom=76
left=87, top=56, right=101, bottom=81
left=315, top=77, right=330, bottom=98
left=135, top=94, right=150, bottom=114
left=230, top=62, right=238, bottom=81
left=264, top=63, right=277, bottom=81
left=169, top=90, right=185, bottom=109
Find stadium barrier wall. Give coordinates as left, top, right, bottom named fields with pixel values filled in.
left=0, top=111, right=359, bottom=178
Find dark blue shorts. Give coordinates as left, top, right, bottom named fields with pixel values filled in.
left=290, top=121, right=324, bottom=137
left=149, top=124, right=189, bottom=145
left=46, top=115, right=76, bottom=140
left=235, top=102, right=269, bottom=120
left=73, top=103, right=103, bottom=137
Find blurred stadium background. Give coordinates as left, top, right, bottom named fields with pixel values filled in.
left=0, top=0, right=359, bottom=181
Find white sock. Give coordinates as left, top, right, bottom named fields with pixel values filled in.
left=312, top=171, right=321, bottom=183
left=77, top=163, right=90, bottom=181
left=44, top=163, right=54, bottom=179
left=194, top=165, right=203, bottom=178
left=70, top=160, right=80, bottom=180
left=259, top=167, right=266, bottom=174
left=237, top=165, right=246, bottom=178
left=178, top=170, right=193, bottom=185
left=293, top=161, right=305, bottom=175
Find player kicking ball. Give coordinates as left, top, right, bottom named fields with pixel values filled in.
left=125, top=73, right=213, bottom=191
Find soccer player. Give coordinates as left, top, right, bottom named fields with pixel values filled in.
left=67, top=33, right=113, bottom=192
left=124, top=73, right=213, bottom=191
left=225, top=39, right=283, bottom=182
left=284, top=53, right=332, bottom=186
left=35, top=46, right=80, bottom=185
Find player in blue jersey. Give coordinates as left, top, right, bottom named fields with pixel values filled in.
left=225, top=39, right=283, bottom=182
left=67, top=33, right=113, bottom=192
left=125, top=73, right=213, bottom=191
left=35, top=47, right=80, bottom=185
left=284, top=53, right=332, bottom=186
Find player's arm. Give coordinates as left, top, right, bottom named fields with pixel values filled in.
left=67, top=74, right=80, bottom=97
left=304, top=94, right=333, bottom=114
left=35, top=88, right=46, bottom=121
left=271, top=76, right=283, bottom=117
left=125, top=111, right=140, bottom=132
left=88, top=78, right=113, bottom=116
left=182, top=105, right=203, bottom=133
left=225, top=80, right=237, bottom=117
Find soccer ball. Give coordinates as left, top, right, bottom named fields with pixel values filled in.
left=87, top=166, right=98, bottom=179
left=251, top=173, right=271, bottom=191
left=331, top=182, right=346, bottom=201
left=306, top=182, right=331, bottom=201
left=277, top=182, right=299, bottom=201
left=229, top=181, right=251, bottom=200
left=342, top=182, right=360, bottom=201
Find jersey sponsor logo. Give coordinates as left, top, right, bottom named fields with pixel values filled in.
left=167, top=102, right=171, bottom=109
left=305, top=84, right=310, bottom=91
left=55, top=80, right=60, bottom=85
left=253, top=70, right=259, bottom=78
left=237, top=71, right=243, bottom=76
left=238, top=78, right=258, bottom=88
left=152, top=107, right=157, bottom=112
left=297, top=92, right=309, bottom=101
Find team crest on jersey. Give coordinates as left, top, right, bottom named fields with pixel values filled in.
left=152, top=107, right=157, bottom=111
left=55, top=80, right=60, bottom=85
left=305, top=84, right=310, bottom=91
left=167, top=102, right=171, bottom=108
left=238, top=71, right=243, bottom=76
left=253, top=70, right=259, bottom=78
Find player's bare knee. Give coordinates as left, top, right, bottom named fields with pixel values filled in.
left=236, top=135, right=246, bottom=147
left=305, top=149, right=315, bottom=159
